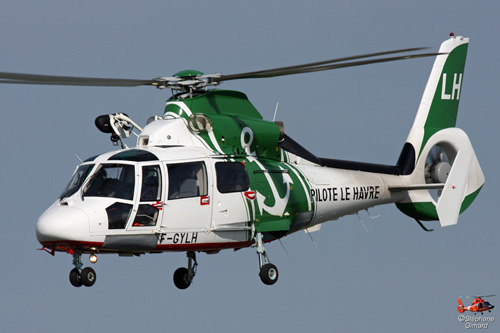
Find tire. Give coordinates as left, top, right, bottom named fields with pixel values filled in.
left=80, top=267, right=97, bottom=287
left=69, top=268, right=83, bottom=287
left=173, top=267, right=191, bottom=289
left=259, top=263, right=279, bottom=285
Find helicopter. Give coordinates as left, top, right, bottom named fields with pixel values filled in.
left=0, top=33, right=484, bottom=289
left=458, top=295, right=495, bottom=314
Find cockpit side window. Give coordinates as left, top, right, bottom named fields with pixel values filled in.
left=106, top=202, right=133, bottom=229
left=60, top=164, right=94, bottom=200
left=215, top=162, right=249, bottom=193
left=167, top=161, right=207, bottom=200
left=83, top=164, right=135, bottom=200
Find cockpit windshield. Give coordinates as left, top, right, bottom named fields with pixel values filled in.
left=83, top=164, right=135, bottom=200
left=60, top=164, right=95, bottom=200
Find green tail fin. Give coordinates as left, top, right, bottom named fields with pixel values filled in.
left=406, top=35, right=469, bottom=159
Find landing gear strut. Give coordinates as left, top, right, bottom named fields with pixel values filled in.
left=69, top=250, right=96, bottom=287
left=173, top=251, right=198, bottom=289
left=255, top=233, right=279, bottom=285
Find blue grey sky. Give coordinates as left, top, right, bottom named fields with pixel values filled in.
left=1, top=1, right=498, bottom=332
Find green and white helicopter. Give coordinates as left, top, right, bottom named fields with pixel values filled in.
left=1, top=34, right=484, bottom=289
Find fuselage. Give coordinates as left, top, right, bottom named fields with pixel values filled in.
left=36, top=124, right=409, bottom=256
left=458, top=296, right=495, bottom=314
left=36, top=89, right=418, bottom=255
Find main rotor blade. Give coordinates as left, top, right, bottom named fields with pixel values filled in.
left=0, top=46, right=444, bottom=88
left=216, top=47, right=427, bottom=81
left=0, top=72, right=160, bottom=87
left=216, top=50, right=443, bottom=82
left=462, top=295, right=496, bottom=299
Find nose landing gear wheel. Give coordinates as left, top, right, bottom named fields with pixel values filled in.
left=69, top=267, right=96, bottom=287
left=69, top=250, right=97, bottom=287
left=259, top=263, right=279, bottom=285
left=69, top=268, right=83, bottom=287
left=81, top=267, right=97, bottom=287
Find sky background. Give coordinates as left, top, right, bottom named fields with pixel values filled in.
left=1, top=1, right=498, bottom=332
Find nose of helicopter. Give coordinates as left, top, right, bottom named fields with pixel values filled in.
left=36, top=205, right=90, bottom=244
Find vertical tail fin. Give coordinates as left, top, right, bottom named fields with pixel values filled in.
left=407, top=34, right=469, bottom=157
left=457, top=298, right=465, bottom=313
left=396, top=35, right=485, bottom=226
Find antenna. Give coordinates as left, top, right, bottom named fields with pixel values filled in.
left=278, top=239, right=292, bottom=260
left=74, top=154, right=83, bottom=163
left=356, top=212, right=369, bottom=233
left=305, top=228, right=320, bottom=250
left=272, top=102, right=279, bottom=122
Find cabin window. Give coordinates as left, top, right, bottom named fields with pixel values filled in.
left=83, top=164, right=135, bottom=200
left=215, top=162, right=249, bottom=193
left=133, top=165, right=162, bottom=227
left=133, top=204, right=160, bottom=227
left=167, top=161, right=207, bottom=200
left=140, top=165, right=162, bottom=201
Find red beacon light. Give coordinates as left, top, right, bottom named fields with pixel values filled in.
left=450, top=32, right=455, bottom=37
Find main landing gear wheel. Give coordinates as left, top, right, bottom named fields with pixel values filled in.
left=259, top=263, right=279, bottom=285
left=173, top=267, right=191, bottom=289
left=254, top=233, right=279, bottom=286
left=173, top=251, right=198, bottom=290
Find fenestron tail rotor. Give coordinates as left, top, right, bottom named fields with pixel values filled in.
left=425, top=145, right=451, bottom=184
left=423, top=144, right=452, bottom=201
